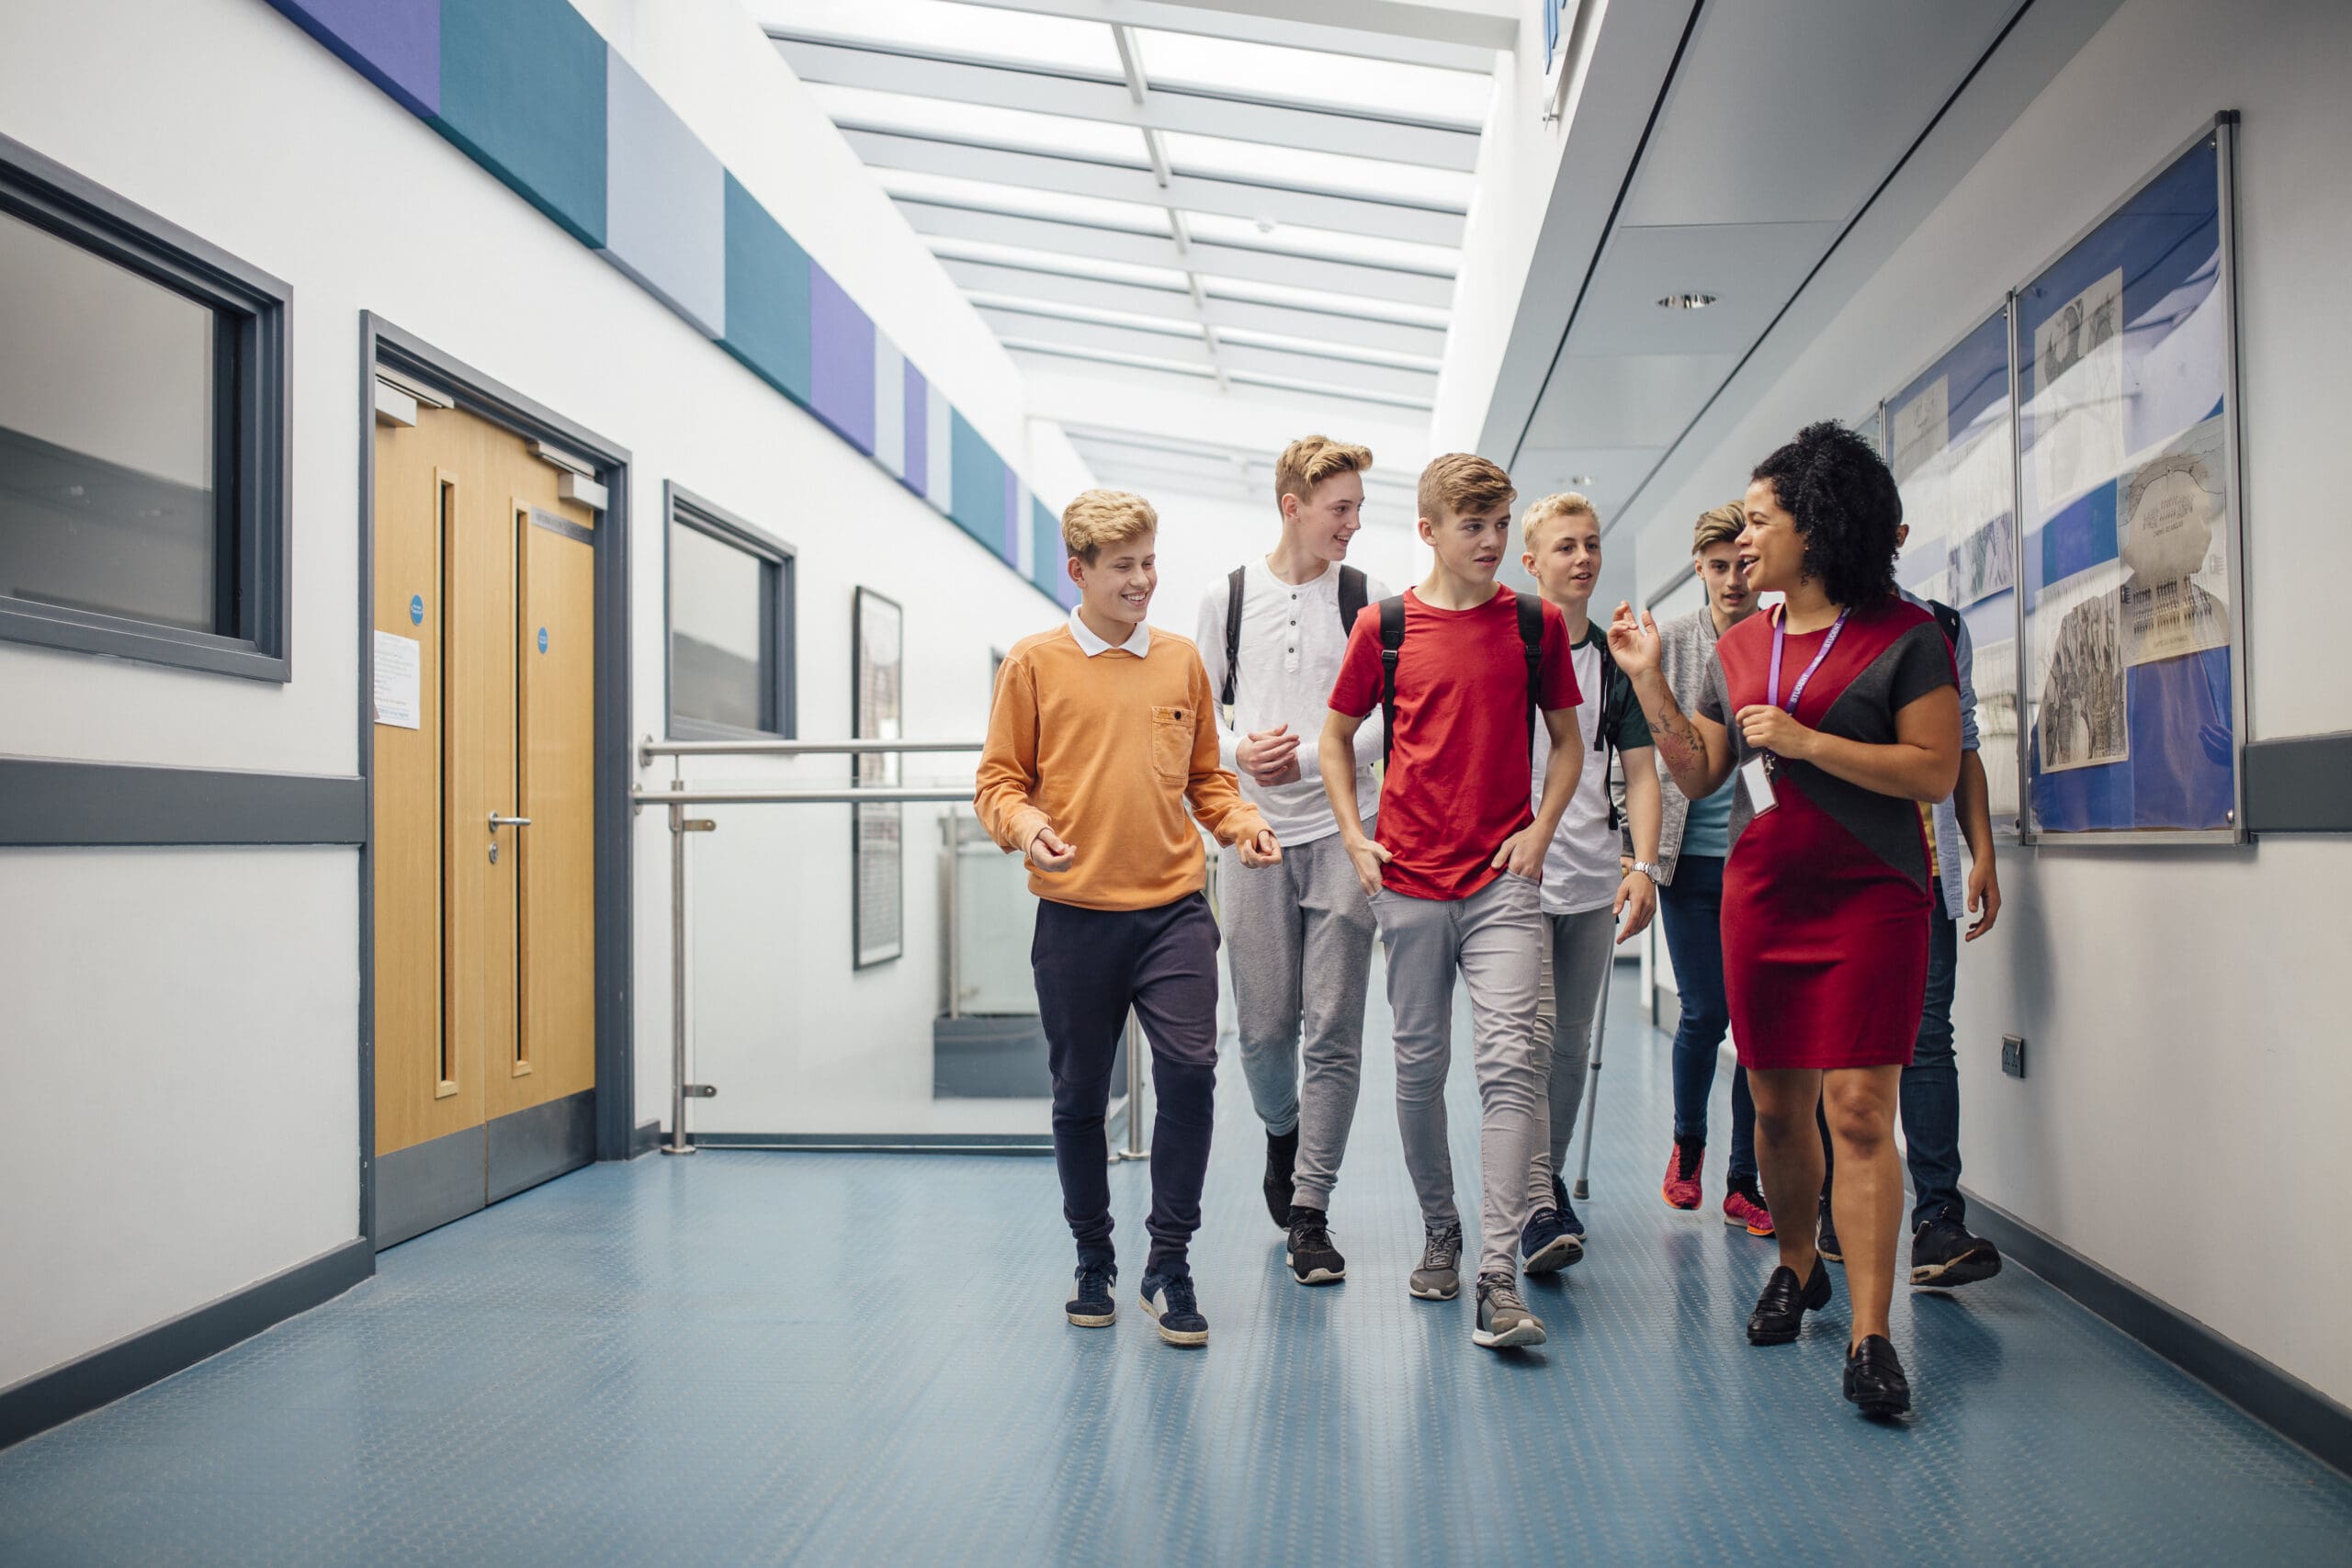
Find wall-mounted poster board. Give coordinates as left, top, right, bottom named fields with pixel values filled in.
left=1886, top=307, right=2020, bottom=827
left=852, top=587, right=904, bottom=967
left=2013, top=115, right=2245, bottom=843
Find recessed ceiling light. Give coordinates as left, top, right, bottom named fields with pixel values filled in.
left=1566, top=474, right=1595, bottom=485
left=1657, top=292, right=1718, bottom=310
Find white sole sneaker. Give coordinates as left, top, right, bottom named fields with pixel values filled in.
left=1139, top=1292, right=1208, bottom=1347
left=1522, top=1235, right=1584, bottom=1273
left=1472, top=1316, right=1548, bottom=1350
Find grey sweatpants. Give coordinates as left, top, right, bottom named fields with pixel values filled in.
left=1372, top=872, right=1546, bottom=1282
left=1528, top=908, right=1616, bottom=1207
left=1221, top=829, right=1377, bottom=1211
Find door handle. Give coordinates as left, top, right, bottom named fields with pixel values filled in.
left=489, top=811, right=532, bottom=829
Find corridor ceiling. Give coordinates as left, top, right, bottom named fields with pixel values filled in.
left=757, top=0, right=1518, bottom=520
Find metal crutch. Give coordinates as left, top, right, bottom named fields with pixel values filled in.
left=1570, top=962, right=1614, bottom=1201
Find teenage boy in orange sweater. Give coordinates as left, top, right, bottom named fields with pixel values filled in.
left=976, top=490, right=1280, bottom=1348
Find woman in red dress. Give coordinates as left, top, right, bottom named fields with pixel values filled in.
left=1611, top=423, right=1961, bottom=1416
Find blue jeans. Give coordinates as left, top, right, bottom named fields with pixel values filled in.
left=1818, top=879, right=1964, bottom=1231
left=1901, top=884, right=1963, bottom=1229
left=1655, top=855, right=1757, bottom=1183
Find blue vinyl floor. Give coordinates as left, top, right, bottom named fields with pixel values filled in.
left=3, top=969, right=2348, bottom=1565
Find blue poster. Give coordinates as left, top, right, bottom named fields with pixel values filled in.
left=2015, top=130, right=2237, bottom=836
left=1886, top=307, right=2019, bottom=822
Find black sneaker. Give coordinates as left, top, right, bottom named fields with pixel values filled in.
left=1520, top=1205, right=1583, bottom=1274
left=1910, top=1212, right=2003, bottom=1287
left=1844, top=1334, right=1913, bottom=1417
left=1816, top=1201, right=1843, bottom=1264
left=1285, top=1205, right=1346, bottom=1285
left=1553, top=1175, right=1589, bottom=1242
left=1065, top=1258, right=1116, bottom=1328
left=1262, top=1128, right=1299, bottom=1229
left=1747, top=1257, right=1833, bottom=1346
left=1139, top=1269, right=1209, bottom=1347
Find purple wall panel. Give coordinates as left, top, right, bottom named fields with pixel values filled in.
left=901, top=361, right=929, bottom=499
left=267, top=0, right=438, bottom=118
left=808, top=265, right=876, bottom=455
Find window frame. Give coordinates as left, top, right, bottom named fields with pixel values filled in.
left=662, top=481, right=797, bottom=741
left=0, top=131, right=291, bottom=681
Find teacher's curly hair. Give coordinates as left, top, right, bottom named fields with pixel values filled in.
left=1750, top=421, right=1904, bottom=609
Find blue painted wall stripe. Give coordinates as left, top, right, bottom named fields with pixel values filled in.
left=434, top=0, right=607, bottom=248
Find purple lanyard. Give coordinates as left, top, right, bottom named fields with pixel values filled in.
left=1767, top=607, right=1850, bottom=719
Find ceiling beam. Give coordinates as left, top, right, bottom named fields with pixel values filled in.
left=1022, top=360, right=1442, bottom=444
left=944, top=257, right=1453, bottom=354
left=935, top=0, right=1500, bottom=73
left=1214, top=341, right=1439, bottom=402
left=844, top=128, right=1468, bottom=245
left=976, top=304, right=1214, bottom=365
left=772, top=37, right=1483, bottom=169
left=1137, top=0, right=1518, bottom=51
left=906, top=202, right=1458, bottom=307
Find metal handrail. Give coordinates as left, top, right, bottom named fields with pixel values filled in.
left=639, top=736, right=984, bottom=766
left=637, top=736, right=1148, bottom=1161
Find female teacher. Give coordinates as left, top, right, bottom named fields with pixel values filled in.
left=1609, top=422, right=1961, bottom=1417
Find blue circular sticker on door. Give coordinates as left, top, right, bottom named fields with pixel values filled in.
left=409, top=593, right=424, bottom=625
left=537, top=626, right=548, bottom=654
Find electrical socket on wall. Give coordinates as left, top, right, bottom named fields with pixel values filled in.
left=2002, top=1034, right=2027, bottom=1078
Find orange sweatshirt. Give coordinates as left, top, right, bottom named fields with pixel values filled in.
left=975, top=621, right=1269, bottom=911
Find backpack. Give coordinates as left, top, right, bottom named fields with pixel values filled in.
left=1220, top=563, right=1368, bottom=709
left=1377, top=591, right=1544, bottom=770
left=1928, top=598, right=1962, bottom=649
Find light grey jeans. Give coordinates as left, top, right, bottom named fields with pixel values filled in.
left=1372, top=871, right=1546, bottom=1282
left=1220, top=829, right=1377, bottom=1212
left=1527, top=908, right=1616, bottom=1208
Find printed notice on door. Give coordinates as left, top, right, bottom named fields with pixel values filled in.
left=373, top=630, right=422, bottom=729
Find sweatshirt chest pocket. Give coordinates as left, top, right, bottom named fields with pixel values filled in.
left=1148, top=705, right=1191, bottom=784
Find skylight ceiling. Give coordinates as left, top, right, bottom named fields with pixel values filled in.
left=756, top=0, right=1505, bottom=512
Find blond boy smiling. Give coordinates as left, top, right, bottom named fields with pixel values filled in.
left=976, top=489, right=1278, bottom=1348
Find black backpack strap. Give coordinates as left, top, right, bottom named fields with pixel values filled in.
left=1589, top=629, right=1622, bottom=831
left=1516, top=593, right=1544, bottom=738
left=1337, top=565, right=1367, bottom=639
left=1377, top=595, right=1407, bottom=768
left=1219, top=565, right=1246, bottom=708
left=1930, top=598, right=1961, bottom=649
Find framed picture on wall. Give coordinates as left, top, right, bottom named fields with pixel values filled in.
left=852, top=587, right=904, bottom=968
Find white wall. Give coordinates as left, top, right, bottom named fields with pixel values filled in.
left=1622, top=0, right=2352, bottom=1403
left=0, top=0, right=1091, bottom=1382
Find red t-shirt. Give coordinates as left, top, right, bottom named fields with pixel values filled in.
left=1329, top=587, right=1582, bottom=902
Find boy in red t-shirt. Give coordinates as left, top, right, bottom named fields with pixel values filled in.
left=1319, top=454, right=1584, bottom=1351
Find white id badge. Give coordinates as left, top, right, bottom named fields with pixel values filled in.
left=1741, top=754, right=1778, bottom=815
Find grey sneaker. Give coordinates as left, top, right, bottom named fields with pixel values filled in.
left=1473, top=1272, right=1547, bottom=1350
left=1409, top=1222, right=1463, bottom=1301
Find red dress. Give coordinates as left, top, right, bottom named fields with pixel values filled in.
left=1699, top=596, right=1956, bottom=1070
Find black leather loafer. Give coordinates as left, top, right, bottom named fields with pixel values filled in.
left=1844, top=1334, right=1913, bottom=1417
left=1746, top=1258, right=1833, bottom=1346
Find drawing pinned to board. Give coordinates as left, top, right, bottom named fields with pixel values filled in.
left=2032, top=268, right=2126, bottom=510
left=1890, top=374, right=1951, bottom=547
left=2117, top=415, right=2230, bottom=667
left=1948, top=507, right=2017, bottom=609
left=1973, top=637, right=2018, bottom=818
left=2034, top=561, right=2128, bottom=773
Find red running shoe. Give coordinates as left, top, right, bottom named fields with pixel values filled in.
left=1723, top=1183, right=1775, bottom=1237
left=1662, top=1138, right=1702, bottom=1211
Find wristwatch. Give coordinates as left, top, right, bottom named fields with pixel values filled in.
left=1630, top=860, right=1663, bottom=884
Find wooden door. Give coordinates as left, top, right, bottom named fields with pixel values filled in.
left=372, top=397, right=598, bottom=1244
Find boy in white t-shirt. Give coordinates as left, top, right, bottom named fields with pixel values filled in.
left=1193, top=436, right=1387, bottom=1287
left=1516, top=493, right=1664, bottom=1271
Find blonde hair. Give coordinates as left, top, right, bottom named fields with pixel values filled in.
left=1520, top=491, right=1600, bottom=552
left=1274, top=434, right=1374, bottom=511
left=1061, top=489, right=1158, bottom=564
left=1417, top=453, right=1516, bottom=525
left=1691, top=501, right=1746, bottom=554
